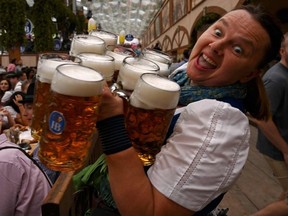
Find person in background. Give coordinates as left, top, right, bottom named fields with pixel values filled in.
left=21, top=80, right=30, bottom=94
left=1, top=72, right=22, bottom=104
left=169, top=48, right=191, bottom=74
left=249, top=32, right=288, bottom=215
left=24, top=67, right=36, bottom=83
left=6, top=58, right=16, bottom=73
left=0, top=79, right=12, bottom=104
left=0, top=128, right=51, bottom=215
left=15, top=59, right=24, bottom=73
left=20, top=82, right=61, bottom=183
left=95, top=4, right=283, bottom=216
left=2, top=91, right=27, bottom=128
left=153, top=42, right=162, bottom=51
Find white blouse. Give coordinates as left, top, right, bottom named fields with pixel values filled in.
left=147, top=99, right=250, bottom=211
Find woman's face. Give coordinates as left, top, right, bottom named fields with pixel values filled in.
left=24, top=103, right=33, bottom=126
left=187, top=9, right=270, bottom=87
left=0, top=80, right=10, bottom=91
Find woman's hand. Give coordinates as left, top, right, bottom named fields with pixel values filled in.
left=98, top=85, right=124, bottom=121
left=0, top=108, right=10, bottom=117
left=13, top=94, right=23, bottom=107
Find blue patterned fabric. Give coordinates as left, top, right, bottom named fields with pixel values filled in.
left=171, top=70, right=247, bottom=106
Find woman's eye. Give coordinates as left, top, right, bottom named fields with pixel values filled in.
left=233, top=46, right=243, bottom=54
left=214, top=29, right=222, bottom=36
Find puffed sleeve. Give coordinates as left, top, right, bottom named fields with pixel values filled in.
left=147, top=99, right=250, bottom=211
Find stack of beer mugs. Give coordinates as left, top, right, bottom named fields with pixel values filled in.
left=38, top=64, right=104, bottom=171
left=70, top=33, right=115, bottom=84
left=106, top=45, right=136, bottom=83
left=89, top=30, right=118, bottom=51
left=140, top=48, right=173, bottom=77
left=33, top=29, right=179, bottom=171
left=116, top=56, right=160, bottom=93
left=126, top=73, right=180, bottom=166
left=77, top=53, right=115, bottom=86
left=31, top=54, right=82, bottom=140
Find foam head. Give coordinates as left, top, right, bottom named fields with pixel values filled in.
left=130, top=73, right=180, bottom=109
left=143, top=48, right=172, bottom=64
left=37, top=54, right=81, bottom=83
left=70, top=35, right=106, bottom=56
left=52, top=64, right=104, bottom=97
left=106, top=50, right=130, bottom=71
left=89, top=30, right=117, bottom=49
left=117, top=57, right=160, bottom=90
left=77, top=53, right=115, bottom=81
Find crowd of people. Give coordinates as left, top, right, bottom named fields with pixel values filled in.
left=0, top=59, right=54, bottom=216
left=0, top=61, right=36, bottom=131
left=0, top=3, right=288, bottom=216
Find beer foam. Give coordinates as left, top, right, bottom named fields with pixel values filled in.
left=106, top=50, right=129, bottom=70
left=117, top=57, right=159, bottom=90
left=38, top=58, right=79, bottom=83
left=130, top=74, right=180, bottom=109
left=78, top=53, right=115, bottom=79
left=143, top=52, right=171, bottom=64
left=52, top=64, right=104, bottom=97
left=90, top=30, right=117, bottom=47
left=70, top=35, right=106, bottom=56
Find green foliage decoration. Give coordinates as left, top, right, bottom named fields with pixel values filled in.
left=30, top=0, right=55, bottom=52
left=0, top=0, right=26, bottom=50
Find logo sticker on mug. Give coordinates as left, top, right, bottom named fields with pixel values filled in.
left=49, top=111, right=66, bottom=134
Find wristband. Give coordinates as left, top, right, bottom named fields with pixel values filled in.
left=97, top=115, right=132, bottom=155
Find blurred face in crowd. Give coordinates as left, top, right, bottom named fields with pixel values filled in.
left=23, top=103, right=33, bottom=126
left=280, top=35, right=288, bottom=67
left=187, top=9, right=270, bottom=87
left=9, top=76, right=19, bottom=86
left=0, top=80, right=10, bottom=91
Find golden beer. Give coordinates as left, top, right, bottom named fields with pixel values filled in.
left=126, top=105, right=175, bottom=165
left=126, top=73, right=180, bottom=166
left=31, top=54, right=81, bottom=140
left=38, top=64, right=104, bottom=171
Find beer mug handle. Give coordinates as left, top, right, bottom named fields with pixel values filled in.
left=113, top=89, right=129, bottom=102
left=110, top=82, right=129, bottom=102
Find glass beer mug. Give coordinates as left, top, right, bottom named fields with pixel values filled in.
left=125, top=73, right=180, bottom=166
left=38, top=64, right=104, bottom=171
left=77, top=53, right=115, bottom=86
left=89, top=30, right=118, bottom=50
left=117, top=57, right=160, bottom=92
left=106, top=45, right=135, bottom=83
left=31, top=54, right=81, bottom=140
left=141, top=48, right=172, bottom=77
left=70, top=34, right=106, bottom=56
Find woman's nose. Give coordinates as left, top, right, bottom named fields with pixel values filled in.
left=209, top=40, right=224, bottom=55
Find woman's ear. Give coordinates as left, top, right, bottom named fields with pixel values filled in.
left=239, top=69, right=261, bottom=83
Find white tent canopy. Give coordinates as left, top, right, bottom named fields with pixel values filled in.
left=80, top=0, right=162, bottom=38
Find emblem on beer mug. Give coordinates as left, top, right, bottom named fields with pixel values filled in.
left=49, top=111, right=66, bottom=134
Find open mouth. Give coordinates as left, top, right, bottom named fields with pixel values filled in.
left=197, top=54, right=217, bottom=69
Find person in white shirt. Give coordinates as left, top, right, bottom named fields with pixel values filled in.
left=95, top=4, right=283, bottom=216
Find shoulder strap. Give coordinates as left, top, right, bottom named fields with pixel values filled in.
left=0, top=146, right=53, bottom=187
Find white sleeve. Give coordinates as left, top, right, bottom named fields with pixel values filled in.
left=147, top=99, right=250, bottom=211
left=1, top=91, right=13, bottom=104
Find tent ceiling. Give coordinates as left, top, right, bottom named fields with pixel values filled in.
left=79, top=0, right=163, bottom=38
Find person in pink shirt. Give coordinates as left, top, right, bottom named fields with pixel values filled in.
left=0, top=134, right=51, bottom=215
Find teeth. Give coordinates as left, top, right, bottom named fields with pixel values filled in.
left=203, top=54, right=217, bottom=66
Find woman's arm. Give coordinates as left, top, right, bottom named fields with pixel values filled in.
left=13, top=95, right=29, bottom=126
left=249, top=116, right=288, bottom=166
left=97, top=86, right=192, bottom=216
